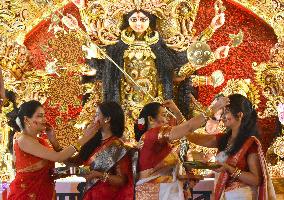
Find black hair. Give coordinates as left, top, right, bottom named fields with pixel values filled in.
left=5, top=90, right=18, bottom=153
left=78, top=101, right=125, bottom=161
left=217, top=94, right=259, bottom=155
left=16, top=100, right=42, bottom=132
left=7, top=99, right=42, bottom=153
left=134, top=102, right=161, bottom=141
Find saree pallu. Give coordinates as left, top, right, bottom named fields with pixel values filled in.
left=136, top=126, right=184, bottom=200
left=214, top=136, right=276, bottom=200
left=8, top=137, right=55, bottom=200
left=82, top=136, right=134, bottom=200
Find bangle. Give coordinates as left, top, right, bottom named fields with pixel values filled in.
left=231, top=168, right=241, bottom=179
left=102, top=172, right=109, bottom=182
left=235, top=170, right=242, bottom=179
left=177, top=115, right=186, bottom=124
left=74, top=142, right=82, bottom=152
left=204, top=107, right=214, bottom=118
left=200, top=112, right=209, bottom=122
left=71, top=145, right=78, bottom=152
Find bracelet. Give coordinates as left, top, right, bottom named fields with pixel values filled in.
left=204, top=107, right=214, bottom=118
left=231, top=168, right=242, bottom=179
left=200, top=112, right=209, bottom=122
left=71, top=145, right=78, bottom=153
left=235, top=170, right=242, bottom=179
left=178, top=116, right=186, bottom=124
left=102, top=172, right=109, bottom=182
left=74, top=142, right=82, bottom=152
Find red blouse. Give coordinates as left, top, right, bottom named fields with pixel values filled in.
left=138, top=126, right=172, bottom=172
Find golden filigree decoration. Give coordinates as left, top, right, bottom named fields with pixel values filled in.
left=221, top=78, right=261, bottom=109
left=273, top=137, right=284, bottom=158
left=0, top=101, right=14, bottom=181
left=45, top=31, right=85, bottom=66
left=47, top=70, right=82, bottom=105
left=55, top=121, right=83, bottom=147
left=253, top=37, right=284, bottom=118
left=234, top=0, right=284, bottom=38
left=0, top=0, right=71, bottom=43
left=0, top=36, right=32, bottom=80
left=75, top=81, right=102, bottom=128
left=268, top=161, right=284, bottom=178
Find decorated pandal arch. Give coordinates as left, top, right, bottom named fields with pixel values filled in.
left=0, top=0, right=283, bottom=193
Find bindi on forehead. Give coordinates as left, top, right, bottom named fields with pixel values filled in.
left=130, top=12, right=148, bottom=19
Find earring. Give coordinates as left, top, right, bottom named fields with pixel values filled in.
left=104, top=120, right=108, bottom=123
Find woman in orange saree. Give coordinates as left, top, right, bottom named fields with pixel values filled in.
left=67, top=102, right=134, bottom=200
left=134, top=97, right=229, bottom=200
left=7, top=100, right=98, bottom=200
left=187, top=94, right=276, bottom=200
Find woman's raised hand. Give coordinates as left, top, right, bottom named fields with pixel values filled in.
left=163, top=99, right=180, bottom=114
left=45, top=123, right=57, bottom=142
left=211, top=96, right=230, bottom=113
left=83, top=119, right=101, bottom=136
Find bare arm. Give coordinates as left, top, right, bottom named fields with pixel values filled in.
left=168, top=96, right=230, bottom=141
left=18, top=129, right=98, bottom=162
left=168, top=114, right=206, bottom=141
left=187, top=134, right=218, bottom=148
left=219, top=153, right=262, bottom=187
left=18, top=136, right=77, bottom=162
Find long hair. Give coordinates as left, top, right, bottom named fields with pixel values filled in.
left=5, top=90, right=18, bottom=153
left=78, top=101, right=125, bottom=161
left=217, top=94, right=259, bottom=155
left=134, top=102, right=161, bottom=141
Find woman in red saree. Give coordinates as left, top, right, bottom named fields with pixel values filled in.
left=187, top=94, right=276, bottom=200
left=7, top=100, right=98, bottom=200
left=67, top=101, right=134, bottom=200
left=134, top=97, right=229, bottom=200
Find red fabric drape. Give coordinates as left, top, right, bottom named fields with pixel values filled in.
left=8, top=138, right=55, bottom=200
left=83, top=137, right=134, bottom=200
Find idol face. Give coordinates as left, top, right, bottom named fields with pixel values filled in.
left=128, top=12, right=150, bottom=33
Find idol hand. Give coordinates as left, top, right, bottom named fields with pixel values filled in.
left=214, top=45, right=230, bottom=59
left=211, top=13, right=225, bottom=30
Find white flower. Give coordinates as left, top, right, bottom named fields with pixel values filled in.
left=138, top=118, right=145, bottom=125
left=277, top=103, right=284, bottom=125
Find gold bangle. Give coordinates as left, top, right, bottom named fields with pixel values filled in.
left=74, top=142, right=82, bottom=152
left=231, top=168, right=241, bottom=179
left=178, top=116, right=186, bottom=124
left=235, top=170, right=242, bottom=179
left=71, top=145, right=78, bottom=152
left=201, top=112, right=209, bottom=122
left=199, top=25, right=215, bottom=41
left=102, top=172, right=109, bottom=182
left=204, top=107, right=214, bottom=118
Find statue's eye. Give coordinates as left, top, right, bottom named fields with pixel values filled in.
left=130, top=18, right=137, bottom=22
left=141, top=18, right=148, bottom=22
